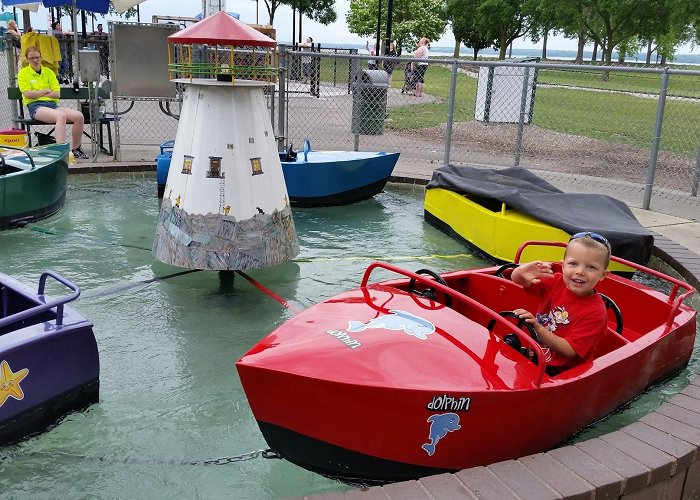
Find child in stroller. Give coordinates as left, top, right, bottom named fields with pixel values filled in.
left=401, top=62, right=418, bottom=94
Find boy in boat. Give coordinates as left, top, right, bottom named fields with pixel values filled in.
left=511, top=232, right=611, bottom=375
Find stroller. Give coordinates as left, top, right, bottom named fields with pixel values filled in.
left=401, top=62, right=418, bottom=94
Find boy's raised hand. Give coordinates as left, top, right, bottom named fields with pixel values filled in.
left=513, top=261, right=553, bottom=287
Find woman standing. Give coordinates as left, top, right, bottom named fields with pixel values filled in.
left=7, top=20, right=21, bottom=67
left=17, top=45, right=87, bottom=159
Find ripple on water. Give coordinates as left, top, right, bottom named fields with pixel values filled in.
left=0, top=174, right=696, bottom=497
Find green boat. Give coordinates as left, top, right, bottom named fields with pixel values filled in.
left=0, top=143, right=69, bottom=230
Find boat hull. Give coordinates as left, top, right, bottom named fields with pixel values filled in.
left=237, top=256, right=696, bottom=483
left=0, top=271, right=99, bottom=444
left=0, top=144, right=69, bottom=229
left=281, top=151, right=400, bottom=207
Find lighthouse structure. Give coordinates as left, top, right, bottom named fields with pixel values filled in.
left=153, top=12, right=299, bottom=271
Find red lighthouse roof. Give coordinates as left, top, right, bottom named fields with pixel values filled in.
left=168, top=11, right=276, bottom=47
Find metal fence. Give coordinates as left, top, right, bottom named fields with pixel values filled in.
left=2, top=38, right=699, bottom=218
left=279, top=48, right=700, bottom=217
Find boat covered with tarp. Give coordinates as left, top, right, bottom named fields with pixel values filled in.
left=424, top=164, right=654, bottom=269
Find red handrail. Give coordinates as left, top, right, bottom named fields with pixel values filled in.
left=514, top=241, right=696, bottom=329
left=361, top=261, right=547, bottom=387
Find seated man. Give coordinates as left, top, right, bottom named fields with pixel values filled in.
left=17, top=45, right=87, bottom=159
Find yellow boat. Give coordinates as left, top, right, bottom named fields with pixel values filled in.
left=424, top=165, right=653, bottom=273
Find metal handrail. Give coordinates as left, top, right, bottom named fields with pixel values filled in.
left=0, top=270, right=81, bottom=329
left=514, top=240, right=696, bottom=329
left=361, top=261, right=547, bottom=387
left=0, top=144, right=36, bottom=170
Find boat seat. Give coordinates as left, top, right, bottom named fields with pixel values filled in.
left=591, top=329, right=630, bottom=359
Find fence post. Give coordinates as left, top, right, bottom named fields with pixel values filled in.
left=5, top=34, right=18, bottom=126
left=514, top=66, right=530, bottom=167
left=277, top=44, right=287, bottom=152
left=443, top=59, right=459, bottom=166
left=692, top=142, right=700, bottom=197
left=643, top=67, right=669, bottom=210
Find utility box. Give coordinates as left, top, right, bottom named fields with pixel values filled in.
left=351, top=69, right=388, bottom=135
left=475, top=58, right=539, bottom=124
left=79, top=49, right=101, bottom=82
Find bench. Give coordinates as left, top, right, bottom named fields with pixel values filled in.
left=7, top=86, right=114, bottom=154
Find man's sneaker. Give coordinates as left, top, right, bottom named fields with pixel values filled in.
left=72, top=147, right=88, bottom=160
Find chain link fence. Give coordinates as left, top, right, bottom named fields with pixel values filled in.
left=279, top=48, right=700, bottom=218
left=1, top=36, right=698, bottom=218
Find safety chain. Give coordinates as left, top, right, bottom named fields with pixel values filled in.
left=1, top=448, right=282, bottom=467
left=185, top=448, right=282, bottom=466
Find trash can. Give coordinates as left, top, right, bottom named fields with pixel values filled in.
left=156, top=140, right=175, bottom=198
left=475, top=58, right=539, bottom=124
left=351, top=70, right=389, bottom=135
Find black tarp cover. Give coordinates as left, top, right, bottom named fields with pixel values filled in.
left=426, top=164, right=653, bottom=265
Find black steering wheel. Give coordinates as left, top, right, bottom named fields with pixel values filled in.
left=487, top=310, right=540, bottom=364
left=599, top=293, right=624, bottom=334
left=407, top=269, right=452, bottom=307
left=494, top=263, right=519, bottom=278
left=496, top=310, right=540, bottom=343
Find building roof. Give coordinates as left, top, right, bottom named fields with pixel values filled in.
left=168, top=11, right=276, bottom=47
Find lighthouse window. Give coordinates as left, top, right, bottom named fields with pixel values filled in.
left=181, top=155, right=193, bottom=175
left=207, top=157, right=223, bottom=178
left=250, top=157, right=263, bottom=176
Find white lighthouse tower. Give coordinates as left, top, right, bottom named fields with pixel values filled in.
left=153, top=12, right=299, bottom=270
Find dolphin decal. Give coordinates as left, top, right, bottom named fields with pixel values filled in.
left=421, top=413, right=461, bottom=456
left=346, top=310, right=435, bottom=340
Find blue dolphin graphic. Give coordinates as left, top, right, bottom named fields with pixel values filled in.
left=421, top=413, right=461, bottom=456
left=346, top=310, right=435, bottom=339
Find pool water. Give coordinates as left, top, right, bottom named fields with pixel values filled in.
left=0, top=173, right=697, bottom=498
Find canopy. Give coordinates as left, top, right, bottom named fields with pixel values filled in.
left=427, top=164, right=654, bottom=265
left=1, top=0, right=109, bottom=13
left=168, top=11, right=276, bottom=47
left=194, top=11, right=240, bottom=20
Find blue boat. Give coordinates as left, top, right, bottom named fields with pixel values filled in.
left=0, top=271, right=99, bottom=444
left=280, top=140, right=400, bottom=207
left=156, top=140, right=400, bottom=206
left=0, top=144, right=69, bottom=230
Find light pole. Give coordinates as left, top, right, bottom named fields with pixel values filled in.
left=375, top=0, right=381, bottom=57
left=384, top=0, right=393, bottom=54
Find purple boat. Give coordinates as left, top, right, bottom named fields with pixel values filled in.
left=0, top=271, right=99, bottom=444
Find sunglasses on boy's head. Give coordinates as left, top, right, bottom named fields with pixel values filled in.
left=569, top=231, right=611, bottom=250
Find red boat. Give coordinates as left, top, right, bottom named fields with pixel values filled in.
left=236, top=241, right=697, bottom=484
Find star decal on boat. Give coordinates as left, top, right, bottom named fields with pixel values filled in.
left=0, top=360, right=29, bottom=407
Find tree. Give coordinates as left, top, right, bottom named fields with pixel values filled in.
left=566, top=0, right=665, bottom=66
left=447, top=0, right=494, bottom=58
left=527, top=0, right=561, bottom=59
left=261, top=0, right=336, bottom=26
left=476, top=0, right=532, bottom=59
left=347, top=0, right=447, bottom=54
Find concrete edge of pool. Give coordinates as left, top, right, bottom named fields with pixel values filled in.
left=69, top=164, right=700, bottom=499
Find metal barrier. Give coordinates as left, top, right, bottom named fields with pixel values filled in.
left=1, top=39, right=699, bottom=218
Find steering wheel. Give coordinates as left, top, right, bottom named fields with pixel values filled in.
left=302, top=139, right=311, bottom=162
left=494, top=263, right=519, bottom=278
left=493, top=310, right=540, bottom=343
left=407, top=269, right=452, bottom=307
left=599, top=293, right=624, bottom=334
left=487, top=310, right=540, bottom=364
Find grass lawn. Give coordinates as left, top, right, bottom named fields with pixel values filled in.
left=382, top=65, right=700, bottom=158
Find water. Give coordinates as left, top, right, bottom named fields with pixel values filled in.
left=0, top=173, right=697, bottom=498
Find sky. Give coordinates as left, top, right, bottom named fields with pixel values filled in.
left=11, top=0, right=696, bottom=53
